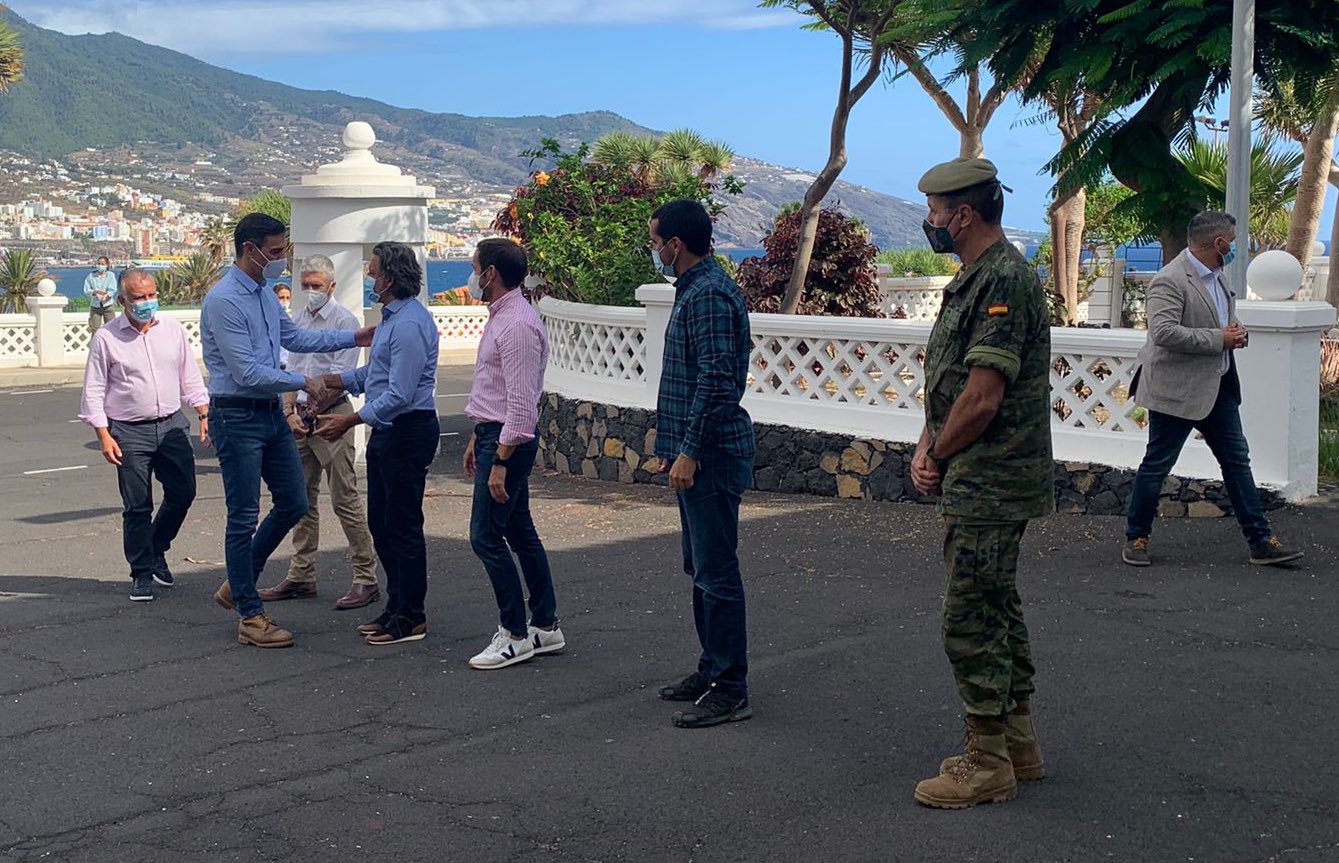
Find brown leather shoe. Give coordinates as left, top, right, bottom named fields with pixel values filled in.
left=257, top=579, right=317, bottom=602
left=237, top=614, right=294, bottom=648
left=334, top=583, right=381, bottom=611
left=214, top=581, right=234, bottom=611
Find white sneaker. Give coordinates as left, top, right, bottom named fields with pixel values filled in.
left=468, top=626, right=535, bottom=670
left=528, top=624, right=566, bottom=655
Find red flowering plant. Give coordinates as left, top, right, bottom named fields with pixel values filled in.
left=494, top=135, right=741, bottom=307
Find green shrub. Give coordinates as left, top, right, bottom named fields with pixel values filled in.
left=875, top=247, right=958, bottom=277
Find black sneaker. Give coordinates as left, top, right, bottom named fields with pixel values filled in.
left=357, top=609, right=394, bottom=636
left=1248, top=536, right=1304, bottom=566
left=365, top=615, right=427, bottom=646
left=658, top=670, right=710, bottom=702
left=130, top=575, right=155, bottom=602
left=152, top=556, right=175, bottom=588
left=672, top=685, right=752, bottom=729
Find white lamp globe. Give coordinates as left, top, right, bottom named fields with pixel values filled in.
left=36, top=278, right=57, bottom=297
left=1311, top=240, right=1326, bottom=258
left=1247, top=250, right=1304, bottom=301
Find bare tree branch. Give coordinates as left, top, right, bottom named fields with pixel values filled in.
left=895, top=47, right=967, bottom=132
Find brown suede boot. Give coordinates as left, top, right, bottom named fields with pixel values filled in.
left=915, top=716, right=1017, bottom=809
left=237, top=614, right=294, bottom=648
left=214, top=580, right=234, bottom=611
left=940, top=701, right=1046, bottom=781
left=1005, top=701, right=1045, bottom=781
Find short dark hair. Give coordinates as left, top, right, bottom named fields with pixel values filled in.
left=936, top=180, right=1005, bottom=226
left=476, top=238, right=528, bottom=289
left=372, top=242, right=423, bottom=299
left=233, top=213, right=287, bottom=257
left=651, top=199, right=713, bottom=256
left=273, top=282, right=290, bottom=295
left=1187, top=210, right=1236, bottom=246
left=97, top=256, right=110, bottom=265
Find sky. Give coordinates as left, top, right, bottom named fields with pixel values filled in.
left=10, top=0, right=1337, bottom=238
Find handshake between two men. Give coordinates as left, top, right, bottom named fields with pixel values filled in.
left=288, top=324, right=376, bottom=444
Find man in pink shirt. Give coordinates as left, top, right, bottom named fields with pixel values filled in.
left=462, top=239, right=563, bottom=670
left=80, top=268, right=210, bottom=602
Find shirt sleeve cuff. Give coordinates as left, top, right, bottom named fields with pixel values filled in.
left=680, top=439, right=702, bottom=461
left=358, top=403, right=388, bottom=429
left=965, top=346, right=1021, bottom=383
left=340, top=369, right=362, bottom=395
left=499, top=425, right=535, bottom=446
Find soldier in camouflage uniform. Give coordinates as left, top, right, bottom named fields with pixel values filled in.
left=908, top=158, right=1055, bottom=809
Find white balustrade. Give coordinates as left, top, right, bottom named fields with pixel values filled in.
left=537, top=284, right=1336, bottom=501
left=0, top=313, right=37, bottom=367
left=430, top=306, right=490, bottom=346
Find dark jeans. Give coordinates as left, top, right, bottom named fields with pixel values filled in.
left=469, top=423, right=557, bottom=639
left=210, top=401, right=308, bottom=619
left=367, top=410, right=439, bottom=624
left=676, top=452, right=752, bottom=698
left=1126, top=378, right=1271, bottom=545
left=108, top=414, right=197, bottom=578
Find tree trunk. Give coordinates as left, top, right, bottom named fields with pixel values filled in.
left=959, top=127, right=984, bottom=159
left=1048, top=188, right=1086, bottom=324
left=1160, top=225, right=1187, bottom=266
left=1286, top=84, right=1339, bottom=262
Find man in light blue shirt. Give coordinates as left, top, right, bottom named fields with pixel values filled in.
left=316, top=241, right=439, bottom=646
left=204, top=213, right=374, bottom=648
left=83, top=256, right=117, bottom=332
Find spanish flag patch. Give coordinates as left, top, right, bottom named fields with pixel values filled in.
left=987, top=304, right=1009, bottom=317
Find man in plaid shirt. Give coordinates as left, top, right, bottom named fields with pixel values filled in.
left=648, top=199, right=756, bottom=729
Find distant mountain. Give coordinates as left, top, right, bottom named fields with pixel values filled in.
left=0, top=9, right=930, bottom=248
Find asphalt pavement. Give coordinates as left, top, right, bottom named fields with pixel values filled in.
left=1, top=375, right=1337, bottom=862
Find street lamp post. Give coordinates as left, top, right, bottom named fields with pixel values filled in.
left=1225, top=0, right=1254, bottom=298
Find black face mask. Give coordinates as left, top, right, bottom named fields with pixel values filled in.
left=922, top=210, right=962, bottom=255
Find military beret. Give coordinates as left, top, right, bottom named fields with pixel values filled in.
left=917, top=157, right=1011, bottom=195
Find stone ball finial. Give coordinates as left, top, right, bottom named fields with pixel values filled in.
left=36, top=278, right=57, bottom=297
left=343, top=121, right=376, bottom=152
left=1247, top=249, right=1304, bottom=301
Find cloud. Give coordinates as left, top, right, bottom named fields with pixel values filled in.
left=11, top=0, right=796, bottom=56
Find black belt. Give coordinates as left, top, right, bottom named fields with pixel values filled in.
left=110, top=413, right=179, bottom=426
left=211, top=396, right=280, bottom=410
left=474, top=421, right=503, bottom=434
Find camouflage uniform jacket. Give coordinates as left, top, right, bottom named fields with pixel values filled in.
left=923, top=239, right=1054, bottom=520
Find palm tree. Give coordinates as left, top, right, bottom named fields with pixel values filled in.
left=0, top=20, right=24, bottom=93
left=234, top=189, right=291, bottom=226
left=200, top=217, right=233, bottom=263
left=591, top=129, right=735, bottom=188
left=165, top=253, right=222, bottom=306
left=0, top=248, right=46, bottom=313
left=1177, top=135, right=1304, bottom=252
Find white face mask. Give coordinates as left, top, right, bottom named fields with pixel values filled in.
left=307, top=290, right=330, bottom=311
left=467, top=269, right=491, bottom=301
left=248, top=245, right=288, bottom=281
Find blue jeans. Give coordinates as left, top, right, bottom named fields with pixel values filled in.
left=676, top=453, right=752, bottom=698
left=469, top=423, right=556, bottom=638
left=367, top=410, right=439, bottom=624
left=1126, top=379, right=1271, bottom=545
left=210, top=401, right=308, bottom=619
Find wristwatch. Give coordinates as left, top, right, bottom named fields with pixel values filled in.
left=493, top=455, right=510, bottom=469
left=927, top=446, right=950, bottom=474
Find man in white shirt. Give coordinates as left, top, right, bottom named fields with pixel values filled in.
left=257, top=255, right=381, bottom=610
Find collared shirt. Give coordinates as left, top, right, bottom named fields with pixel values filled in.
left=1187, top=253, right=1232, bottom=375
left=923, top=239, right=1053, bottom=520
left=340, top=297, right=438, bottom=429
left=654, top=257, right=755, bottom=462
left=83, top=271, right=117, bottom=308
left=201, top=265, right=356, bottom=398
left=465, top=288, right=548, bottom=445
left=79, top=314, right=209, bottom=428
left=287, top=298, right=362, bottom=404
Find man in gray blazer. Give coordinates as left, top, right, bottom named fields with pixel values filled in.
left=1123, top=210, right=1301, bottom=567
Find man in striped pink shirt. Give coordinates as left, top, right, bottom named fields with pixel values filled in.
left=79, top=268, right=210, bottom=602
left=462, top=238, right=564, bottom=670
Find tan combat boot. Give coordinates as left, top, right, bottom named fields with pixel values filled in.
left=939, top=701, right=1046, bottom=781
left=1005, top=701, right=1045, bottom=781
left=238, top=614, right=294, bottom=648
left=214, top=580, right=234, bottom=611
left=915, top=716, right=1017, bottom=809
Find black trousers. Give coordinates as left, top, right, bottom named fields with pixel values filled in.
left=109, top=414, right=197, bottom=578
left=366, top=410, right=439, bottom=623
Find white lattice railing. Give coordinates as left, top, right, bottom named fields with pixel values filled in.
left=0, top=314, right=36, bottom=367
left=431, top=306, right=490, bottom=346
left=55, top=311, right=204, bottom=363
left=538, top=297, right=649, bottom=407
left=877, top=275, right=951, bottom=321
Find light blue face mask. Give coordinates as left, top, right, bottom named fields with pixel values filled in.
left=650, top=240, right=678, bottom=280
left=1221, top=240, right=1237, bottom=268
left=129, top=298, right=159, bottom=323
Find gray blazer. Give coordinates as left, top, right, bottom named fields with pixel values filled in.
left=1131, top=249, right=1237, bottom=422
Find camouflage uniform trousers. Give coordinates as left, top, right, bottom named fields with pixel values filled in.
left=941, top=515, right=1036, bottom=717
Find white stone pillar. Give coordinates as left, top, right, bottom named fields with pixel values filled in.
left=25, top=287, right=67, bottom=367
left=1235, top=300, right=1337, bottom=500
left=636, top=283, right=675, bottom=410
left=283, top=121, right=437, bottom=462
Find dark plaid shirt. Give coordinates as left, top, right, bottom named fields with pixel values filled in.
left=654, top=257, right=755, bottom=462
